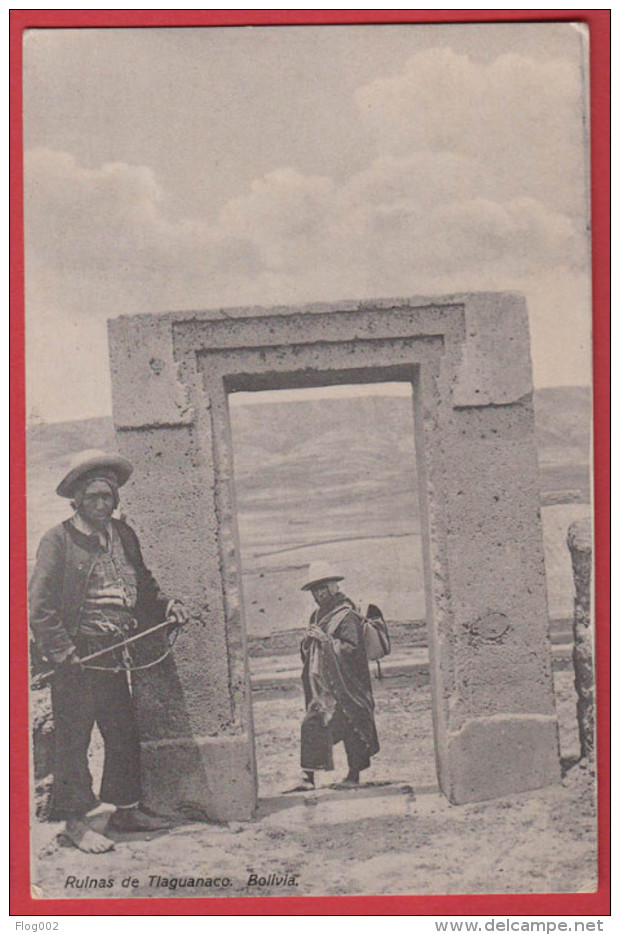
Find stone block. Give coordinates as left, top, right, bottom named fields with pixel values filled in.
left=140, top=735, right=256, bottom=822
left=447, top=714, right=561, bottom=804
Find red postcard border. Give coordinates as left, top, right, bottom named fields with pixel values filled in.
left=9, top=8, right=611, bottom=917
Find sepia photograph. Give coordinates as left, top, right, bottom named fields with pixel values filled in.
left=12, top=11, right=608, bottom=911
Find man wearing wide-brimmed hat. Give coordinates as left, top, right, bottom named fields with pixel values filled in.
left=29, top=450, right=188, bottom=853
left=286, top=561, right=379, bottom=792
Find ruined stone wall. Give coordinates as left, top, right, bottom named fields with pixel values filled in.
left=567, top=517, right=594, bottom=760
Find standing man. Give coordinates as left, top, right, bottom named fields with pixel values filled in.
left=289, top=561, right=379, bottom=792
left=29, top=450, right=188, bottom=853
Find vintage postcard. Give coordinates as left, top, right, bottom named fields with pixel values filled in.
left=12, top=11, right=609, bottom=914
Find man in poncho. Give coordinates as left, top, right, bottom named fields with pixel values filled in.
left=290, top=561, right=379, bottom=791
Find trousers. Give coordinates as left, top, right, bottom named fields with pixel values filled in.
left=49, top=663, right=141, bottom=820
left=330, top=708, right=372, bottom=772
left=301, top=707, right=371, bottom=773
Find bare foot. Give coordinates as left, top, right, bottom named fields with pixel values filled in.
left=333, top=775, right=361, bottom=789
left=64, top=819, right=115, bottom=854
left=283, top=778, right=315, bottom=794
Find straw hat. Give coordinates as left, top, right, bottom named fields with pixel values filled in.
left=300, top=560, right=344, bottom=591
left=56, top=449, right=133, bottom=499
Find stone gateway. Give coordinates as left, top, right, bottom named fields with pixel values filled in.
left=107, top=293, right=561, bottom=819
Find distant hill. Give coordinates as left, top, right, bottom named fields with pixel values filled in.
left=229, top=393, right=419, bottom=554
left=25, top=387, right=591, bottom=628
left=25, top=386, right=590, bottom=561
left=533, top=386, right=591, bottom=451
left=27, top=416, right=117, bottom=468
left=533, top=386, right=591, bottom=500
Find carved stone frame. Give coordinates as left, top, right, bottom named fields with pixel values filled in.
left=108, top=293, right=560, bottom=820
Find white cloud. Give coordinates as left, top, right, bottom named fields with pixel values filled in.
left=24, top=147, right=264, bottom=312
left=25, top=148, right=163, bottom=270
left=354, top=48, right=587, bottom=220
left=24, top=46, right=591, bottom=420
left=214, top=155, right=581, bottom=289
left=218, top=168, right=335, bottom=272
left=341, top=152, right=481, bottom=211
left=26, top=146, right=581, bottom=301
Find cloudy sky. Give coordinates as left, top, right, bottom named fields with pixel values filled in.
left=23, top=22, right=591, bottom=423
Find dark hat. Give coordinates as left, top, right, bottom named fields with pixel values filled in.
left=56, top=449, right=133, bottom=499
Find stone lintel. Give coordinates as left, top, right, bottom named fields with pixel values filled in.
left=111, top=290, right=512, bottom=325
left=110, top=292, right=532, bottom=421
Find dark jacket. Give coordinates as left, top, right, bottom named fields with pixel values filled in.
left=29, top=518, right=169, bottom=664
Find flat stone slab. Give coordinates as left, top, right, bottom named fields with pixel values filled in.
left=257, top=785, right=419, bottom=830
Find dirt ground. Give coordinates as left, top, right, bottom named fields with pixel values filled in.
left=30, top=661, right=597, bottom=902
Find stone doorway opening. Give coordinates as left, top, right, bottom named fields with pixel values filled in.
left=227, top=380, right=436, bottom=797
left=109, top=294, right=561, bottom=820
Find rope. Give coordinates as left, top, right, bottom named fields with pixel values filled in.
left=30, top=617, right=188, bottom=689
left=83, top=625, right=180, bottom=674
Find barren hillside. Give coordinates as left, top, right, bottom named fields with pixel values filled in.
left=26, top=387, right=591, bottom=630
